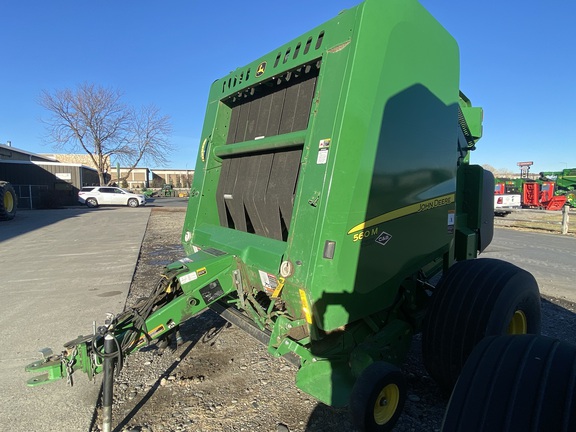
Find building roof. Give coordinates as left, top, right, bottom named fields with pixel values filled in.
left=0, top=143, right=58, bottom=162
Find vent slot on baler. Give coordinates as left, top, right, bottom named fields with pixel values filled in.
left=216, top=62, right=320, bottom=241
left=216, top=148, right=302, bottom=242
left=225, top=61, right=320, bottom=144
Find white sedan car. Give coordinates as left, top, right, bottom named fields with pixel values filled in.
left=78, top=186, right=146, bottom=208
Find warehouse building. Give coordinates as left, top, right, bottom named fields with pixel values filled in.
left=0, top=143, right=100, bottom=208
left=1, top=142, right=195, bottom=208
left=108, top=167, right=150, bottom=190
left=150, top=169, right=194, bottom=189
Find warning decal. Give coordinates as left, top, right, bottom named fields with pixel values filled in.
left=179, top=271, right=198, bottom=285
left=259, top=270, right=278, bottom=292
left=316, top=138, right=331, bottom=165
left=447, top=210, right=455, bottom=234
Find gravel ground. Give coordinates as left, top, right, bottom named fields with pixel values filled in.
left=494, top=207, right=575, bottom=236
left=89, top=207, right=576, bottom=432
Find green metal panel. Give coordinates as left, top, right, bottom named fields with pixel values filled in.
left=175, top=0, right=482, bottom=406
left=185, top=0, right=462, bottom=330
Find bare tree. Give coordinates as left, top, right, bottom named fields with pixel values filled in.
left=39, top=83, right=172, bottom=186
left=123, top=104, right=172, bottom=173
left=482, top=164, right=497, bottom=174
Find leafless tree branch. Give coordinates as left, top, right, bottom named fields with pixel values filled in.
left=39, top=83, right=172, bottom=186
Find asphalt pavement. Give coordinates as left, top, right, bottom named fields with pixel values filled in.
left=485, top=227, right=576, bottom=301
left=0, top=206, right=151, bottom=432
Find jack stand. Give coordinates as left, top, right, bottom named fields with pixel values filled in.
left=102, top=334, right=116, bottom=432
left=175, top=327, right=183, bottom=346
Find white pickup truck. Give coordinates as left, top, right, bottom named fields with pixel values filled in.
left=494, top=194, right=521, bottom=216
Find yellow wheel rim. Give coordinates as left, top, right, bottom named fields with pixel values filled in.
left=507, top=310, right=527, bottom=334
left=373, top=383, right=400, bottom=425
left=4, top=191, right=14, bottom=213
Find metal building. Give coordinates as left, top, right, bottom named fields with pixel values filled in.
left=0, top=143, right=100, bottom=208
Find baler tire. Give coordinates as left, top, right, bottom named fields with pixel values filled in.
left=441, top=334, right=576, bottom=432
left=349, top=362, right=406, bottom=432
left=86, top=198, right=98, bottom=208
left=422, top=258, right=541, bottom=394
left=0, top=181, right=17, bottom=221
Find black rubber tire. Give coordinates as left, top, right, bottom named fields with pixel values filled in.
left=0, top=181, right=17, bottom=220
left=422, top=258, right=541, bottom=393
left=127, top=198, right=139, bottom=208
left=349, top=362, right=407, bottom=432
left=442, top=334, right=576, bottom=432
left=86, top=197, right=98, bottom=208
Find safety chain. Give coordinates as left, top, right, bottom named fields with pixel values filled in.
left=62, top=346, right=78, bottom=386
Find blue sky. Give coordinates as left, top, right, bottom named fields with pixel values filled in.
left=1, top=1, right=575, bottom=174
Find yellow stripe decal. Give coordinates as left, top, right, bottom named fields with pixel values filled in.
left=347, top=193, right=455, bottom=235
left=299, top=289, right=313, bottom=324
left=271, top=277, right=285, bottom=299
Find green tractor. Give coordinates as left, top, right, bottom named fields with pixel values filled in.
left=26, top=0, right=575, bottom=430
left=540, top=168, right=576, bottom=207
left=160, top=183, right=174, bottom=197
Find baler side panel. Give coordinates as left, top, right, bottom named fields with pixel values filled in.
left=302, top=0, right=461, bottom=330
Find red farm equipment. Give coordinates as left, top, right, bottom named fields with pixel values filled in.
left=522, top=181, right=566, bottom=210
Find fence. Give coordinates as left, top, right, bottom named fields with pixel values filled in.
left=13, top=184, right=48, bottom=209
left=12, top=184, right=76, bottom=209
left=494, top=206, right=573, bottom=236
